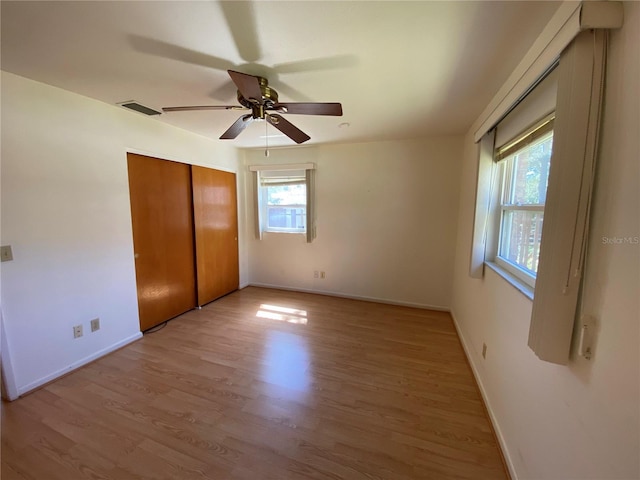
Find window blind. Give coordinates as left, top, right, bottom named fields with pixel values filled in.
left=469, top=130, right=496, bottom=279
left=495, top=115, right=555, bottom=162
left=494, top=68, right=558, bottom=152
left=259, top=170, right=306, bottom=187
left=528, top=29, right=608, bottom=364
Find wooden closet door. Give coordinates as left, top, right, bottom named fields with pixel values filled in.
left=192, top=166, right=239, bottom=306
left=127, top=154, right=197, bottom=331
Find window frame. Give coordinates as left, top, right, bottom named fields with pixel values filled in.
left=260, top=180, right=307, bottom=234
left=249, top=163, right=316, bottom=243
left=490, top=116, right=555, bottom=289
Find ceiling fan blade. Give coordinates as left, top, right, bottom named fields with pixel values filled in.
left=219, top=1, right=261, bottom=63
left=266, top=114, right=310, bottom=144
left=228, top=70, right=263, bottom=104
left=220, top=114, right=254, bottom=140
left=163, top=105, right=244, bottom=112
left=274, top=103, right=343, bottom=116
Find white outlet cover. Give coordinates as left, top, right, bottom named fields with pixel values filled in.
left=1, top=245, right=13, bottom=262
left=91, top=318, right=100, bottom=332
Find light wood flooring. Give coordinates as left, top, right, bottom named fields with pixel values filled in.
left=2, top=287, right=508, bottom=479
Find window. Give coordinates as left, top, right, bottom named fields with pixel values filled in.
left=249, top=163, right=316, bottom=243
left=260, top=173, right=306, bottom=233
left=494, top=117, right=554, bottom=288
left=469, top=22, right=613, bottom=364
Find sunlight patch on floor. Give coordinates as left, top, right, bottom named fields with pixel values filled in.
left=261, top=331, right=311, bottom=392
left=256, top=304, right=308, bottom=324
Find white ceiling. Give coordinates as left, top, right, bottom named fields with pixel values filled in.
left=1, top=1, right=559, bottom=148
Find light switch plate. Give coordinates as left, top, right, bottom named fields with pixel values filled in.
left=1, top=245, right=13, bottom=262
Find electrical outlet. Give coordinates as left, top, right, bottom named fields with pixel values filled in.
left=73, top=325, right=83, bottom=338
left=314, top=271, right=319, bottom=278
left=1, top=245, right=13, bottom=262
left=90, top=318, right=100, bottom=332
left=482, top=343, right=487, bottom=359
left=320, top=271, right=326, bottom=279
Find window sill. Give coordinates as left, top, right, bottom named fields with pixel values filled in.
left=262, top=230, right=306, bottom=236
left=485, top=261, right=534, bottom=301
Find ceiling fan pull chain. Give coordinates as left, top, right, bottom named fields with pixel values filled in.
left=265, top=118, right=270, bottom=157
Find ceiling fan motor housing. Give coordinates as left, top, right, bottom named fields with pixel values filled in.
left=237, top=76, right=279, bottom=119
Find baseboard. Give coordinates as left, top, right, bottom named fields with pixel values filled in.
left=17, top=332, right=143, bottom=397
left=449, top=308, right=517, bottom=479
left=247, top=282, right=450, bottom=312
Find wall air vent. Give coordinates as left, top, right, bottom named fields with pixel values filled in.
left=117, top=101, right=162, bottom=116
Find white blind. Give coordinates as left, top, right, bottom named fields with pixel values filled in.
left=249, top=163, right=315, bottom=172
left=259, top=169, right=305, bottom=186
left=495, top=68, right=558, bottom=149
left=528, top=29, right=608, bottom=364
left=469, top=130, right=496, bottom=279
left=306, top=169, right=316, bottom=243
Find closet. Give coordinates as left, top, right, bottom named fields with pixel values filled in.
left=127, top=153, right=239, bottom=331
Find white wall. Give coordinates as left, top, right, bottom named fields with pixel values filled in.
left=242, top=137, right=463, bottom=309
left=450, top=3, right=639, bottom=479
left=1, top=72, right=245, bottom=395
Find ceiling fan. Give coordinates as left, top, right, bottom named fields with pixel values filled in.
left=162, top=70, right=343, bottom=144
